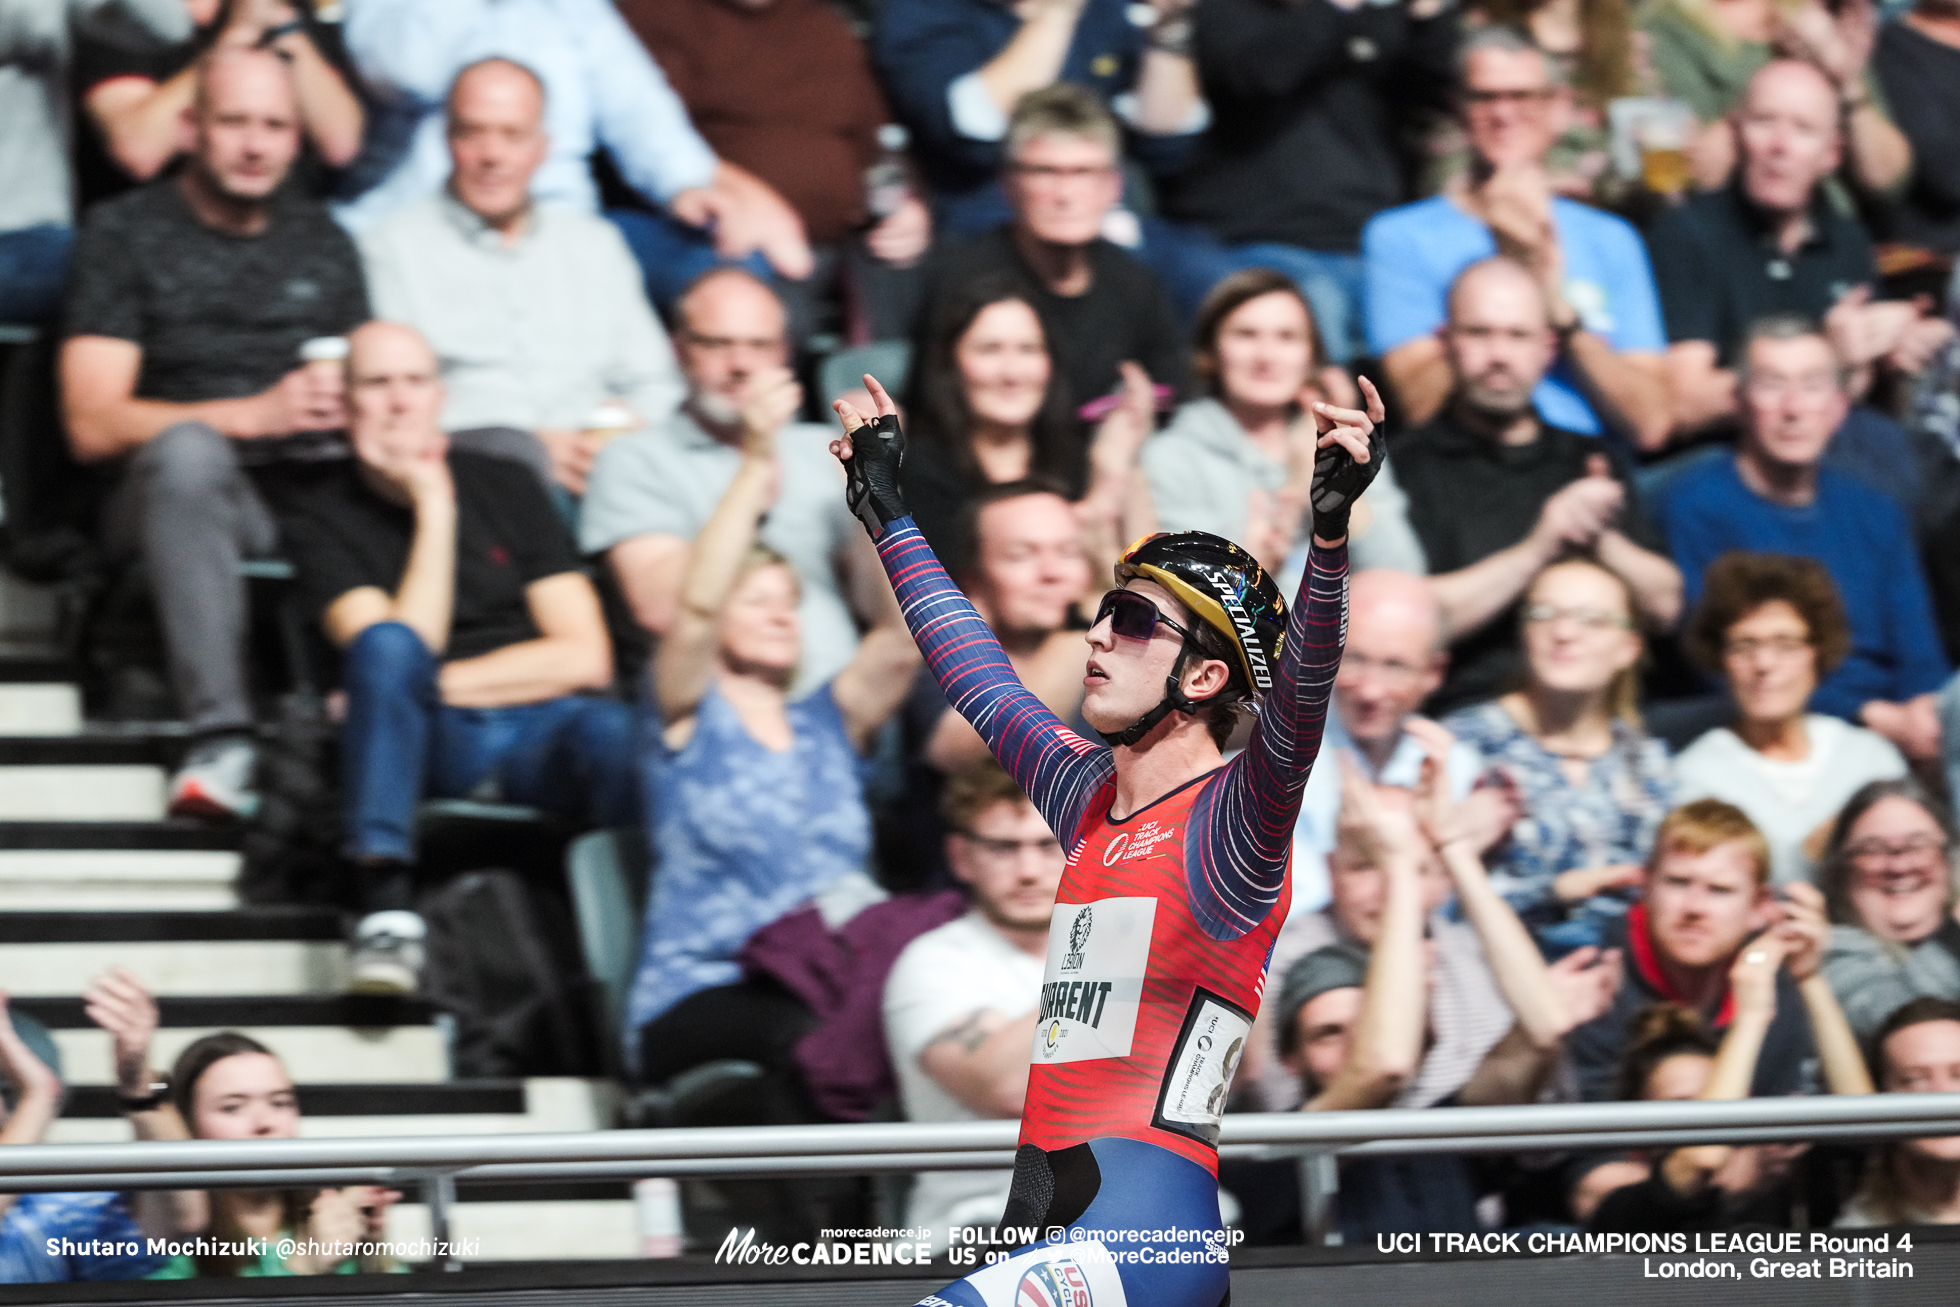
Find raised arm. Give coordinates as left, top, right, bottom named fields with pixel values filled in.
left=1185, top=380, right=1384, bottom=939
left=654, top=372, right=796, bottom=730
left=832, top=378, right=1114, bottom=846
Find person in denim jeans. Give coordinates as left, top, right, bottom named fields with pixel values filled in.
left=273, top=322, right=635, bottom=993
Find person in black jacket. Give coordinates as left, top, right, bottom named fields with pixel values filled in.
left=1139, top=0, right=1458, bottom=362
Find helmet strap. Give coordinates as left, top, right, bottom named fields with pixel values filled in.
left=1097, top=641, right=1223, bottom=748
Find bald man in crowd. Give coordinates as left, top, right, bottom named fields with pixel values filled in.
left=61, top=46, right=370, bottom=820
left=270, top=321, right=634, bottom=993
left=358, top=56, right=685, bottom=496
left=1393, top=257, right=1683, bottom=713
left=579, top=267, right=875, bottom=691
left=1650, top=58, right=1954, bottom=437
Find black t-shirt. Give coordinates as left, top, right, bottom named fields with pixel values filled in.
left=64, top=180, right=369, bottom=405
left=1872, top=21, right=1960, bottom=255
left=269, top=452, right=583, bottom=662
left=1645, top=183, right=1877, bottom=366
left=917, top=226, right=1192, bottom=411
left=70, top=16, right=358, bottom=208
left=1393, top=412, right=1661, bottom=714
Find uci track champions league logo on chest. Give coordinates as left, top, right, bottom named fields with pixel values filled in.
left=1036, top=898, right=1154, bottom=1063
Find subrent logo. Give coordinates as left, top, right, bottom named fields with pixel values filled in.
left=714, top=1227, right=932, bottom=1267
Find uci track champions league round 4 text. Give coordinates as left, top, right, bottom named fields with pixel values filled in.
left=1376, top=1230, right=1917, bottom=1280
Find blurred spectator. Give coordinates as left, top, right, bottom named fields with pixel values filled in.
left=1838, top=995, right=1960, bottom=1225
left=1674, top=553, right=1906, bottom=883
left=1444, top=557, right=1674, bottom=949
left=1261, top=734, right=1609, bottom=1115
left=580, top=269, right=871, bottom=692
left=1145, top=0, right=1458, bottom=361
left=1649, top=59, right=1952, bottom=437
left=357, top=58, right=685, bottom=497
left=0, top=991, right=167, bottom=1282
left=1395, top=258, right=1680, bottom=712
left=873, top=0, right=1203, bottom=235
left=1817, top=779, right=1960, bottom=1041
left=1427, top=0, right=1653, bottom=208
left=1278, top=760, right=1617, bottom=1239
left=915, top=86, right=1190, bottom=420
left=0, top=0, right=183, bottom=324
left=627, top=372, right=919, bottom=1082
left=336, top=0, right=812, bottom=302
left=892, top=481, right=1091, bottom=890
left=1142, top=269, right=1425, bottom=576
left=148, top=1033, right=400, bottom=1276
left=619, top=0, right=932, bottom=342
left=270, top=323, right=634, bottom=994
left=885, top=760, right=1061, bottom=1255
left=82, top=969, right=398, bottom=1276
left=1567, top=800, right=1819, bottom=1102
left=1365, top=30, right=1671, bottom=448
left=1281, top=571, right=1495, bottom=923
left=1657, top=316, right=1951, bottom=763
left=901, top=276, right=1154, bottom=578
left=1586, top=930, right=1870, bottom=1232
left=1639, top=0, right=1910, bottom=197
left=60, top=47, right=368, bottom=820
left=1872, top=0, right=1960, bottom=254
left=75, top=0, right=362, bottom=206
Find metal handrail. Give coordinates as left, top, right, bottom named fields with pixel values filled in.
left=2, top=1092, right=1955, bottom=1191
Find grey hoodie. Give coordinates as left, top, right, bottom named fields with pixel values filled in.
left=1141, top=398, right=1427, bottom=575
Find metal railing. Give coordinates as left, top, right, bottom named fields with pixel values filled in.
left=6, top=1094, right=1955, bottom=1260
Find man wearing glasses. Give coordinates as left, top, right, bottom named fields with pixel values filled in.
left=1393, top=257, right=1681, bottom=715
left=914, top=85, right=1191, bottom=421
left=581, top=267, right=880, bottom=693
left=1363, top=27, right=1672, bottom=453
left=1658, top=316, right=1951, bottom=766
left=885, top=759, right=1067, bottom=1257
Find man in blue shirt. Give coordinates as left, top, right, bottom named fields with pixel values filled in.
left=874, top=0, right=1204, bottom=237
left=1659, top=316, right=1951, bottom=763
left=1362, top=28, right=1670, bottom=452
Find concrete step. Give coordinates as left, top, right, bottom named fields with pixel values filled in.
left=0, top=683, right=82, bottom=735
left=0, top=764, right=165, bottom=820
left=0, top=908, right=346, bottom=996
left=46, top=1078, right=619, bottom=1144
left=49, top=1022, right=446, bottom=1086
left=0, top=821, right=241, bottom=852
left=388, top=1198, right=641, bottom=1261
left=0, top=848, right=240, bottom=910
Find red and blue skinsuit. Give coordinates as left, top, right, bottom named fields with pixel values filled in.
left=875, top=517, right=1349, bottom=1307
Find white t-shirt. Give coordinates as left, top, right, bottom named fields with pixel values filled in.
left=1673, top=714, right=1908, bottom=884
left=884, top=912, right=1045, bottom=1256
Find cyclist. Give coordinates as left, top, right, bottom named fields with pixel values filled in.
left=831, top=373, right=1384, bottom=1307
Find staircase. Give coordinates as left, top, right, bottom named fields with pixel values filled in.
left=0, top=574, right=641, bottom=1262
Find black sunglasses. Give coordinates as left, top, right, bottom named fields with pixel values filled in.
left=1094, top=588, right=1192, bottom=644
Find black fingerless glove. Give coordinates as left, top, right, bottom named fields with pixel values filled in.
left=845, top=412, right=910, bottom=538
left=1309, top=422, right=1387, bottom=543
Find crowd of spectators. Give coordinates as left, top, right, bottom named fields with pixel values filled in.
left=5, top=0, right=1960, bottom=1279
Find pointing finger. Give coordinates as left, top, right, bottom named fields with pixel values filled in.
left=1356, top=375, right=1385, bottom=425
left=863, top=374, right=898, bottom=417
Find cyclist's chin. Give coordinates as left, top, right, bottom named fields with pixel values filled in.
left=1080, top=679, right=1148, bottom=732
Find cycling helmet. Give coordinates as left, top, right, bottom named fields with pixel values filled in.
left=1098, top=532, right=1288, bottom=746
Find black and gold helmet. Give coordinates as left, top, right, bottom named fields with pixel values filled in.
left=1115, top=531, right=1288, bottom=699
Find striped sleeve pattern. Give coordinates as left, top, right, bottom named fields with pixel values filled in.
left=1187, top=540, right=1350, bottom=941
left=875, top=518, right=1115, bottom=846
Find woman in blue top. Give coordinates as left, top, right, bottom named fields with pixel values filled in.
left=1443, top=556, right=1673, bottom=952
left=629, top=368, right=923, bottom=1088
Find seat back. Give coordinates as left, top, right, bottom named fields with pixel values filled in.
left=565, top=826, right=651, bottom=1037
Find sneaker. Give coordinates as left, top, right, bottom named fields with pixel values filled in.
left=349, top=910, right=427, bottom=995
left=167, top=736, right=259, bottom=821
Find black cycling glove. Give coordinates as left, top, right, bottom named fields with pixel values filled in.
left=1309, top=420, right=1386, bottom=543
left=845, top=412, right=910, bottom=539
